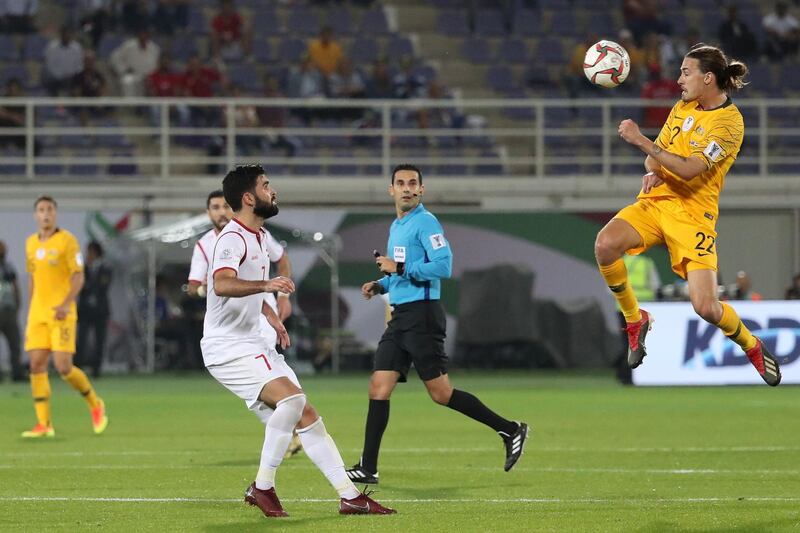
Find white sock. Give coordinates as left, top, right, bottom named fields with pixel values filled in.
left=297, top=417, right=360, bottom=500
left=252, top=404, right=273, bottom=426
left=255, top=393, right=306, bottom=490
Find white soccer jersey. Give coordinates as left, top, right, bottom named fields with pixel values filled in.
left=260, top=229, right=285, bottom=347
left=188, top=228, right=220, bottom=284
left=202, top=218, right=272, bottom=366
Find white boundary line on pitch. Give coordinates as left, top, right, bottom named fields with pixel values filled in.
left=4, top=445, right=799, bottom=458
left=0, top=496, right=798, bottom=505
left=0, top=465, right=797, bottom=475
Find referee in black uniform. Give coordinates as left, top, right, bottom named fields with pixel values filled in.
left=346, top=164, right=529, bottom=484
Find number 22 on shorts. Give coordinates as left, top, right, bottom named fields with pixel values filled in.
left=255, top=353, right=272, bottom=370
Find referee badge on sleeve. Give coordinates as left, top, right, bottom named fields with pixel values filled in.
left=429, top=234, right=447, bottom=249
left=703, top=140, right=724, bottom=162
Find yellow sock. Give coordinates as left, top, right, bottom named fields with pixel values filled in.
left=62, top=366, right=100, bottom=409
left=30, top=372, right=52, bottom=427
left=717, top=302, right=758, bottom=351
left=598, top=258, right=641, bottom=322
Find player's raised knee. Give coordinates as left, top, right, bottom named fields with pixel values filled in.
left=594, top=231, right=622, bottom=265
left=298, top=402, right=319, bottom=427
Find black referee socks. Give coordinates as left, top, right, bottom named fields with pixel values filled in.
left=447, top=389, right=518, bottom=436
left=361, top=399, right=390, bottom=474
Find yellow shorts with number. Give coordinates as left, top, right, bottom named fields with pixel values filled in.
left=614, top=197, right=718, bottom=279
left=24, top=319, right=77, bottom=353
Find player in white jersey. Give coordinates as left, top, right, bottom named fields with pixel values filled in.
left=188, top=190, right=231, bottom=298
left=189, top=189, right=303, bottom=457
left=201, top=165, right=395, bottom=518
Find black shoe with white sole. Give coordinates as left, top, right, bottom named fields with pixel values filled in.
left=500, top=422, right=529, bottom=472
left=345, top=463, right=379, bottom=485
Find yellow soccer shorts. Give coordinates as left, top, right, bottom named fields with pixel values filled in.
left=614, top=197, right=718, bottom=279
left=24, top=319, right=77, bottom=353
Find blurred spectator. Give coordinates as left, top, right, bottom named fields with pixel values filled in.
left=211, top=0, right=251, bottom=60
left=617, top=29, right=645, bottom=89
left=76, top=241, right=112, bottom=378
left=183, top=55, right=223, bottom=125
left=785, top=273, right=800, bottom=299
left=153, top=275, right=189, bottom=369
left=229, top=84, right=261, bottom=154
left=120, top=0, right=152, bottom=34
left=328, top=58, right=365, bottom=120
left=0, top=79, right=39, bottom=155
left=364, top=59, right=394, bottom=99
left=763, top=1, right=799, bottom=60
left=640, top=63, right=680, bottom=129
left=308, top=26, right=343, bottom=77
left=718, top=5, right=758, bottom=60
left=565, top=33, right=602, bottom=100
left=642, top=32, right=676, bottom=73
left=78, top=0, right=114, bottom=49
left=257, top=74, right=302, bottom=157
left=1, top=0, right=37, bottom=34
left=146, top=53, right=189, bottom=126
left=153, top=0, right=189, bottom=35
left=0, top=240, right=24, bottom=382
left=43, top=27, right=84, bottom=96
left=287, top=54, right=325, bottom=122
left=622, top=0, right=671, bottom=45
left=673, top=27, right=701, bottom=59
left=71, top=51, right=106, bottom=98
left=392, top=56, right=426, bottom=99
left=728, top=271, right=762, bottom=301
left=110, top=29, right=161, bottom=97
left=206, top=84, right=261, bottom=174
left=416, top=80, right=465, bottom=145
left=71, top=51, right=108, bottom=126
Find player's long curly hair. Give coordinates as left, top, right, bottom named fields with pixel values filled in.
left=686, top=43, right=748, bottom=93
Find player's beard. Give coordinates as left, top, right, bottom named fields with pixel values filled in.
left=253, top=196, right=279, bottom=219
left=212, top=217, right=229, bottom=231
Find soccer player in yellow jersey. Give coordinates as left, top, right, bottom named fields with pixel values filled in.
left=595, top=43, right=781, bottom=386
left=22, top=196, right=108, bottom=438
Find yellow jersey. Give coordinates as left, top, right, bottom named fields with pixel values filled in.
left=25, top=228, right=84, bottom=323
left=639, top=97, right=744, bottom=229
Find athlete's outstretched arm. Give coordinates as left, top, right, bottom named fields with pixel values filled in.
left=213, top=268, right=295, bottom=298
left=619, top=119, right=707, bottom=181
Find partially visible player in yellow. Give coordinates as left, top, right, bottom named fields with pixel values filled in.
left=22, top=196, right=108, bottom=438
left=595, top=43, right=781, bottom=386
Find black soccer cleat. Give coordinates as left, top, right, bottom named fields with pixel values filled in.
left=346, top=463, right=379, bottom=485
left=500, top=422, right=529, bottom=472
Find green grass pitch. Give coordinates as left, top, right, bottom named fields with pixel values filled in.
left=1, top=372, right=798, bottom=532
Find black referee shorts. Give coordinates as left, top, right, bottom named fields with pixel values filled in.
left=373, top=300, right=448, bottom=382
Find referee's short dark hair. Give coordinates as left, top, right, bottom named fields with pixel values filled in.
left=34, top=195, right=57, bottom=209
left=222, top=164, right=265, bottom=212
left=391, top=164, right=423, bottom=185
left=206, top=189, right=225, bottom=209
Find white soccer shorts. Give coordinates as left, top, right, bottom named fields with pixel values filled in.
left=206, top=349, right=301, bottom=411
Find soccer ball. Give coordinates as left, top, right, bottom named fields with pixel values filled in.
left=583, top=40, right=631, bottom=88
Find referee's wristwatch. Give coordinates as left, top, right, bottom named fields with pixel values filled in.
left=395, top=262, right=405, bottom=276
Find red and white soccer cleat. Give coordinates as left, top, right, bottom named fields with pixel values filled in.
left=244, top=483, right=288, bottom=517
left=339, top=489, right=396, bottom=515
